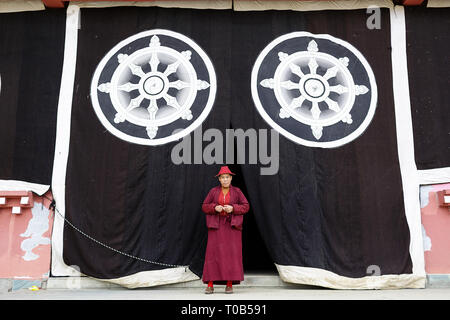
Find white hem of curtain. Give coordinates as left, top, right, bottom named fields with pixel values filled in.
left=50, top=4, right=80, bottom=277
left=70, top=1, right=231, bottom=9
left=0, top=180, right=49, bottom=196
left=234, top=0, right=393, bottom=11
left=417, top=167, right=450, bottom=185
left=87, top=267, right=199, bottom=289
left=0, top=0, right=44, bottom=13
left=276, top=264, right=426, bottom=289
left=427, top=0, right=450, bottom=7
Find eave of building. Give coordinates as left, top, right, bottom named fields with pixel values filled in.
left=41, top=0, right=426, bottom=9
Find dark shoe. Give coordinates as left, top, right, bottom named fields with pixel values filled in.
left=205, top=286, right=214, bottom=294
left=225, top=286, right=233, bottom=294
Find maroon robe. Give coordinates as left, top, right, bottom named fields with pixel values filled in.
left=202, top=185, right=250, bottom=284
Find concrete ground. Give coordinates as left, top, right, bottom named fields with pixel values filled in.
left=1, top=273, right=450, bottom=300
left=1, top=286, right=450, bottom=300
left=1, top=283, right=449, bottom=320
left=2, top=275, right=448, bottom=319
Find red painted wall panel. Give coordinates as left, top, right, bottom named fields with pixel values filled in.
left=0, top=191, right=54, bottom=279
left=421, top=184, right=450, bottom=274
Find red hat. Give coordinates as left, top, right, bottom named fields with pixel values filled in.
left=215, top=166, right=235, bottom=177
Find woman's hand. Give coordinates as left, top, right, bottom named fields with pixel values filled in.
left=223, top=205, right=234, bottom=213
left=215, top=205, right=224, bottom=213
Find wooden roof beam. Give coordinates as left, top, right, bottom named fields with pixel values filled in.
left=400, top=0, right=425, bottom=5
left=42, top=0, right=65, bottom=8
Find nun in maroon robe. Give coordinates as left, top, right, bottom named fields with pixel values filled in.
left=202, top=166, right=250, bottom=294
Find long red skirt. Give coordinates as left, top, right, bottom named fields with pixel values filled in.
left=202, top=215, right=244, bottom=285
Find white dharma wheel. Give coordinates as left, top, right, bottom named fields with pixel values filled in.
left=252, top=32, right=377, bottom=148
left=91, top=29, right=216, bottom=146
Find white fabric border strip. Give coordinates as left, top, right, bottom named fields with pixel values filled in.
left=71, top=0, right=231, bottom=9
left=50, top=5, right=199, bottom=286
left=0, top=180, right=49, bottom=196
left=276, top=264, right=425, bottom=289
left=427, top=0, right=450, bottom=7
left=50, top=4, right=81, bottom=277
left=0, top=0, right=44, bottom=13
left=418, top=167, right=450, bottom=185
left=92, top=267, right=199, bottom=289
left=389, top=6, right=425, bottom=280
left=234, top=0, right=393, bottom=11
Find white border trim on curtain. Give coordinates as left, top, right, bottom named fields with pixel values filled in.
left=0, top=0, right=44, bottom=13
left=91, top=267, right=199, bottom=289
left=276, top=264, right=425, bottom=289
left=234, top=0, right=393, bottom=11
left=389, top=5, right=425, bottom=280
left=427, top=0, right=450, bottom=7
left=0, top=180, right=49, bottom=196
left=70, top=0, right=231, bottom=9
left=418, top=168, right=450, bottom=185
left=51, top=3, right=81, bottom=277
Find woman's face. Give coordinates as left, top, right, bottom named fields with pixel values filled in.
left=218, top=174, right=232, bottom=188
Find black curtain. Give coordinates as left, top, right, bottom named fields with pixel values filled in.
left=63, top=7, right=412, bottom=281
left=0, top=10, right=65, bottom=185
left=406, top=7, right=450, bottom=170
left=231, top=9, right=411, bottom=278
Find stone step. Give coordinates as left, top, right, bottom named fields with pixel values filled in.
left=7, top=274, right=450, bottom=291
left=45, top=273, right=299, bottom=290
left=426, top=274, right=450, bottom=288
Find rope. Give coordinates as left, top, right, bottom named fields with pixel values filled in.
left=45, top=196, right=186, bottom=269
